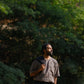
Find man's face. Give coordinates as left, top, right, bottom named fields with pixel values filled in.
left=45, top=44, right=53, bottom=56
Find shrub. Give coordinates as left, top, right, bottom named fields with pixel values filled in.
left=0, top=62, right=25, bottom=84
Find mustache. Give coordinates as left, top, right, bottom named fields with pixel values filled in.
left=47, top=51, right=53, bottom=56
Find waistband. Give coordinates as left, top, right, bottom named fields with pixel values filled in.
left=34, top=80, right=54, bottom=84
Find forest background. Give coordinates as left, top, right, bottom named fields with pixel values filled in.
left=0, top=0, right=84, bottom=84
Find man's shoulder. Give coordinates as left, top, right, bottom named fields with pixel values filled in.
left=35, top=56, right=45, bottom=64
left=36, top=56, right=44, bottom=60
left=50, top=57, right=58, bottom=64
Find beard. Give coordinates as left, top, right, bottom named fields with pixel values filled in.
left=46, top=51, right=53, bottom=56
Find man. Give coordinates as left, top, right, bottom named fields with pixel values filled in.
left=30, top=43, right=60, bottom=84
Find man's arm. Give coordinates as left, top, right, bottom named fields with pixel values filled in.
left=30, top=64, right=45, bottom=77
left=54, top=77, right=57, bottom=84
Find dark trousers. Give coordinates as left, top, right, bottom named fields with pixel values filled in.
left=34, top=81, right=54, bottom=84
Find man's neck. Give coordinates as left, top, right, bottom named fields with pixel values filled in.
left=43, top=55, right=51, bottom=60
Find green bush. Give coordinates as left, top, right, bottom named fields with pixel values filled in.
left=0, top=62, right=25, bottom=84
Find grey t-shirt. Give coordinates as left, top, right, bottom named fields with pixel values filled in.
left=30, top=56, right=60, bottom=83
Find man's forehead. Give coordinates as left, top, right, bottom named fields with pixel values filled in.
left=46, top=44, right=52, bottom=48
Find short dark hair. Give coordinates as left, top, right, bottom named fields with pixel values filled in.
left=41, top=43, right=51, bottom=54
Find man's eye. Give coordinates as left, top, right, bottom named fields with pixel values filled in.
left=48, top=48, right=52, bottom=49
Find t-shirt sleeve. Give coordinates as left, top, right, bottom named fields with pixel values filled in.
left=54, top=62, right=60, bottom=77
left=30, top=60, right=41, bottom=74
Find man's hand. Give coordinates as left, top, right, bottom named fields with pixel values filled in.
left=30, top=64, right=45, bottom=77
left=39, top=64, right=45, bottom=71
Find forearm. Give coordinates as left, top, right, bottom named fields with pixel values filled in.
left=30, top=64, right=45, bottom=77
left=54, top=77, right=57, bottom=84
left=30, top=68, right=41, bottom=77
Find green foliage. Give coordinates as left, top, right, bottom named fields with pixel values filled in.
left=0, top=62, right=25, bottom=84
left=0, top=1, right=12, bottom=14
left=0, top=0, right=38, bottom=18
left=36, top=1, right=72, bottom=27
left=0, top=0, right=84, bottom=84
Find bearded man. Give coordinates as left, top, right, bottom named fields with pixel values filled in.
left=30, top=43, right=60, bottom=84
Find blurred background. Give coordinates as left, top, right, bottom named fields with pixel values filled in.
left=0, top=0, right=84, bottom=84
